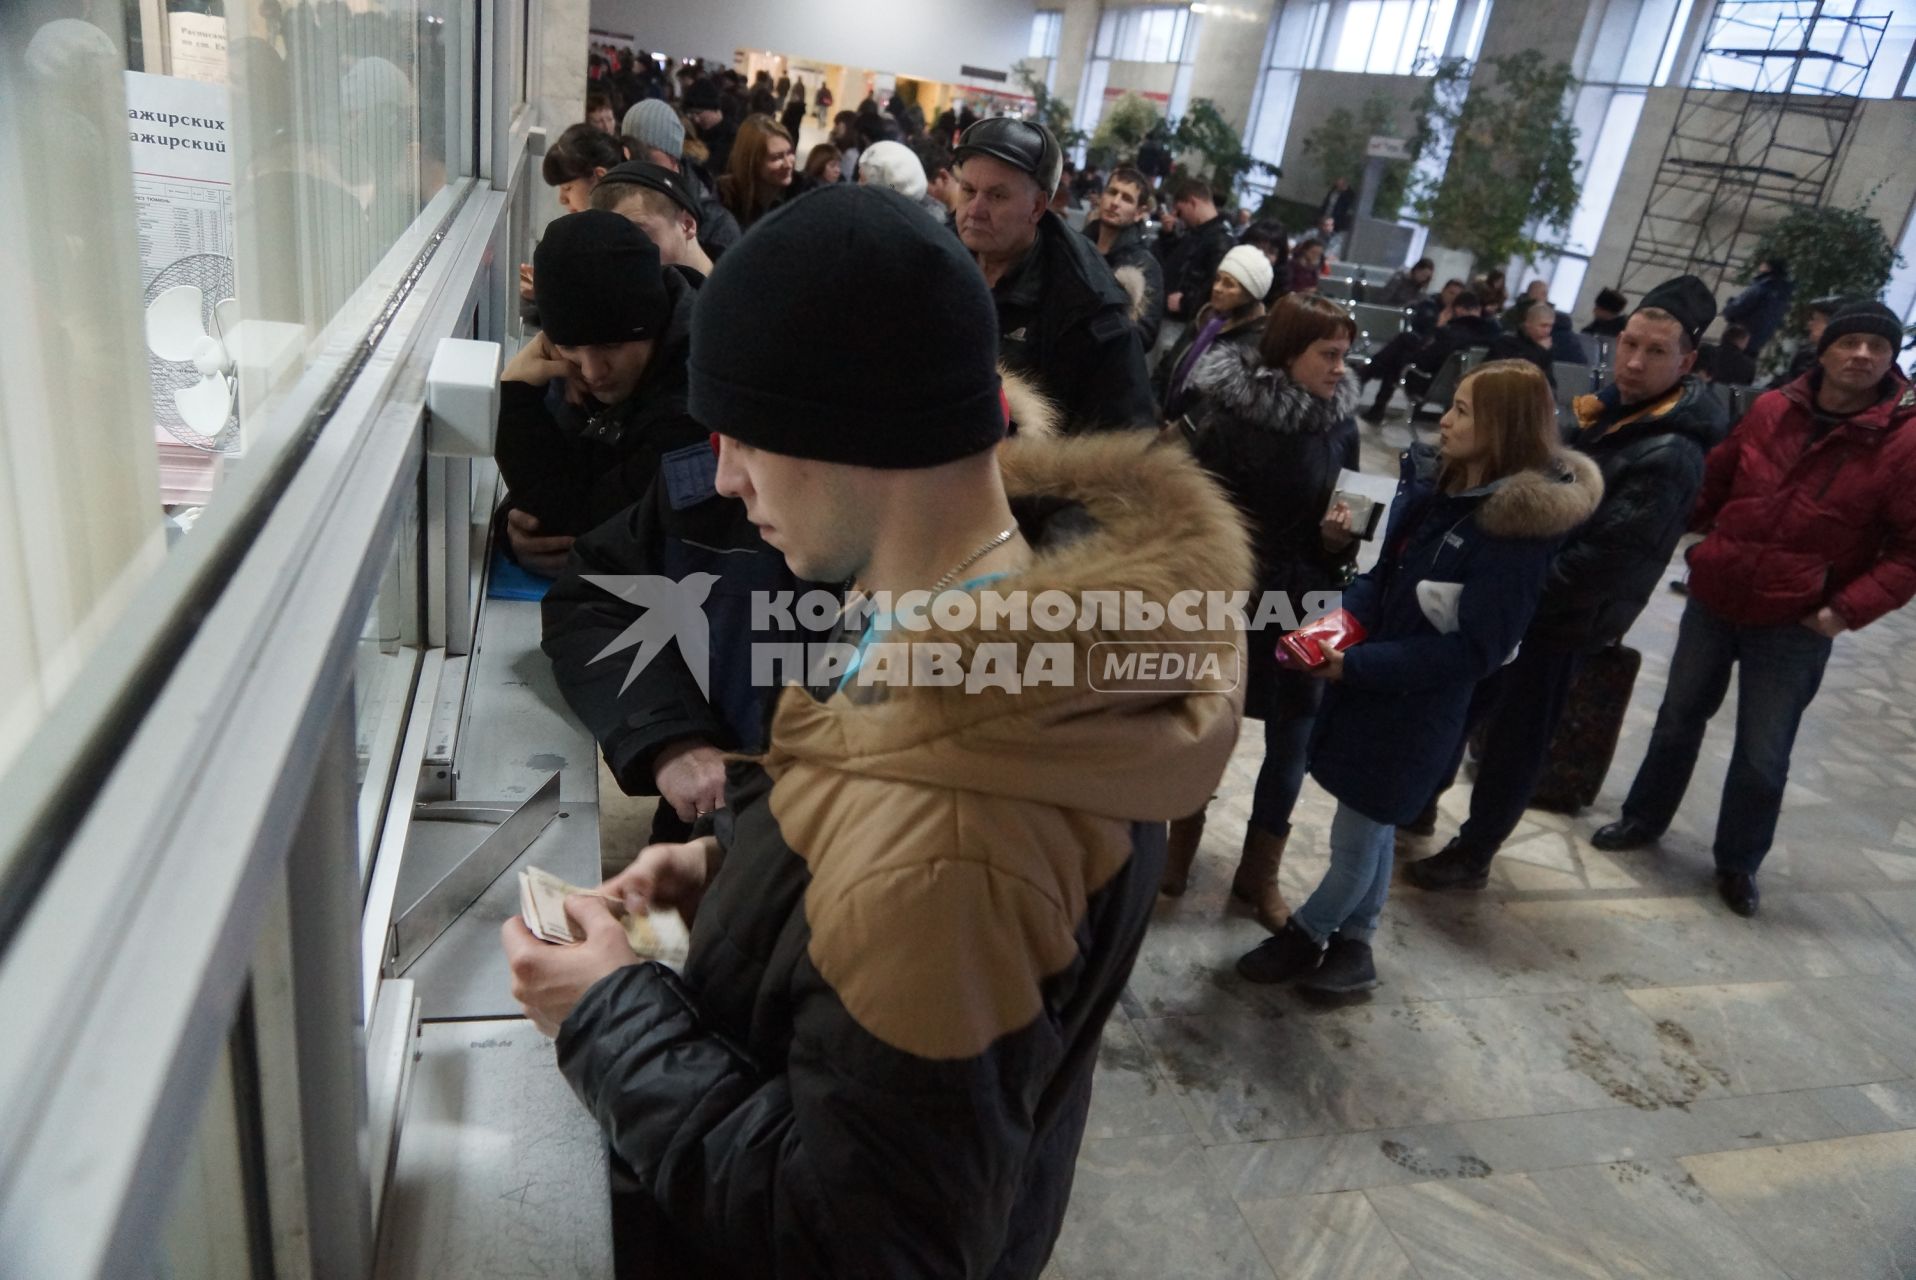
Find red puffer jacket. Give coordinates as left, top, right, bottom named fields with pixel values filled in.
left=1687, top=371, right=1916, bottom=629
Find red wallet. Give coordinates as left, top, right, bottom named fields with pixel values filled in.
left=1274, top=608, right=1367, bottom=668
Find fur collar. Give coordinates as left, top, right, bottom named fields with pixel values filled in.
left=1189, top=344, right=1360, bottom=434
left=1000, top=365, right=1062, bottom=439
left=1472, top=449, right=1605, bottom=539
left=761, top=431, right=1251, bottom=811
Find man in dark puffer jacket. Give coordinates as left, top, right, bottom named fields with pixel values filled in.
left=501, top=186, right=1249, bottom=1278
left=1408, top=276, right=1727, bottom=890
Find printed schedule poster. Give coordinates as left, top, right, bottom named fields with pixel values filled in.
left=124, top=70, right=234, bottom=287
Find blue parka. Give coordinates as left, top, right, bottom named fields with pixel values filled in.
left=1309, top=443, right=1604, bottom=824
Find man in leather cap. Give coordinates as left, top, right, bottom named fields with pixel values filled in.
left=953, top=117, right=1156, bottom=432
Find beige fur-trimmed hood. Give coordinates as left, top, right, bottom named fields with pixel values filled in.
left=1472, top=448, right=1605, bottom=540
left=761, top=429, right=1252, bottom=821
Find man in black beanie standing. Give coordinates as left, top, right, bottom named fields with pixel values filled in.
left=953, top=117, right=1157, bottom=431
left=1408, top=275, right=1729, bottom=894
left=501, top=185, right=1250, bottom=1277
left=1592, top=299, right=1916, bottom=917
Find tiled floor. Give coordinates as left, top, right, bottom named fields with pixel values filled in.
left=1047, top=426, right=1916, bottom=1280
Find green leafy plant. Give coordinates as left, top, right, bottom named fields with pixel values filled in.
left=1166, top=99, right=1276, bottom=204
left=1406, top=51, right=1581, bottom=268
left=1301, top=93, right=1411, bottom=220
left=1747, top=198, right=1903, bottom=354
left=1087, top=91, right=1162, bottom=167
left=1012, top=61, right=1086, bottom=153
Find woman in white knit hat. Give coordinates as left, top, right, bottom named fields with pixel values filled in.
left=1155, top=244, right=1275, bottom=419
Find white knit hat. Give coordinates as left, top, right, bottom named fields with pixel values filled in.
left=857, top=140, right=928, bottom=201
left=1218, top=244, right=1274, bottom=301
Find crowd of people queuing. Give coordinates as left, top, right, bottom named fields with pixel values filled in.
left=487, top=52, right=1916, bottom=1276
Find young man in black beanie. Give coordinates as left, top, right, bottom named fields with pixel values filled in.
left=1408, top=275, right=1729, bottom=894
left=1594, top=299, right=1916, bottom=917
left=494, top=209, right=695, bottom=569
left=588, top=159, right=713, bottom=278
left=501, top=184, right=1250, bottom=1278
left=952, top=118, right=1158, bottom=432
left=499, top=209, right=791, bottom=838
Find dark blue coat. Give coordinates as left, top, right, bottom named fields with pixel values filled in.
left=1309, top=444, right=1604, bottom=824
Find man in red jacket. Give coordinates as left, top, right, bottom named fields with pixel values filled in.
left=1594, top=301, right=1916, bottom=916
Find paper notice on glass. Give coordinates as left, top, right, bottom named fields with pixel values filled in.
left=165, top=11, right=229, bottom=85
left=124, top=70, right=234, bottom=286
left=1327, top=468, right=1400, bottom=573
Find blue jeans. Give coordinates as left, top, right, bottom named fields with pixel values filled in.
left=1621, top=597, right=1832, bottom=875
left=1294, top=802, right=1396, bottom=944
left=1249, top=712, right=1316, bottom=836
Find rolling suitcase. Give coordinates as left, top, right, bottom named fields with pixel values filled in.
left=1529, top=643, right=1641, bottom=814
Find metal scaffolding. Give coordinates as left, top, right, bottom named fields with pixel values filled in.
left=1618, top=0, right=1890, bottom=298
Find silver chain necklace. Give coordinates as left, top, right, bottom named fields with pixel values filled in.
left=929, top=525, right=1019, bottom=593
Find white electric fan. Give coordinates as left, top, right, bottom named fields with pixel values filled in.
left=142, top=253, right=243, bottom=453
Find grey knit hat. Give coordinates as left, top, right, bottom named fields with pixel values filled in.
left=623, top=99, right=684, bottom=160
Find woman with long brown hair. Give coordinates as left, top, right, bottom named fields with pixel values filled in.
left=1236, top=359, right=1602, bottom=995
left=1161, top=293, right=1362, bottom=931
left=717, top=114, right=798, bottom=230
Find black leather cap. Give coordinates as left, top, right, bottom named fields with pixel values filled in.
left=596, top=160, right=703, bottom=226
left=954, top=117, right=1064, bottom=197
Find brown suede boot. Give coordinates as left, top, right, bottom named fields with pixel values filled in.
left=1160, top=809, right=1207, bottom=896
left=1231, top=826, right=1292, bottom=932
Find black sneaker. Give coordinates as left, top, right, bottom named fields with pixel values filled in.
left=1235, top=920, right=1325, bottom=985
left=1716, top=872, right=1759, bottom=917
left=1404, top=839, right=1491, bottom=891
left=1591, top=818, right=1658, bottom=851
left=1299, top=934, right=1378, bottom=995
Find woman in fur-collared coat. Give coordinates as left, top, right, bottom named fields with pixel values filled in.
left=1238, top=359, right=1603, bottom=996
left=1162, top=293, right=1363, bottom=933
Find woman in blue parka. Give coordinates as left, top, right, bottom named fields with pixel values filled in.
left=1237, top=359, right=1603, bottom=995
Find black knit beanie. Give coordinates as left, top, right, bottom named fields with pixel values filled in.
left=689, top=185, right=1004, bottom=467
left=533, top=210, right=670, bottom=347
left=1818, top=300, right=1902, bottom=354
left=1635, top=275, right=1716, bottom=348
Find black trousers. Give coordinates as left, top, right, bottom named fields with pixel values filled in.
left=1363, top=331, right=1428, bottom=413
left=1438, top=642, right=1585, bottom=864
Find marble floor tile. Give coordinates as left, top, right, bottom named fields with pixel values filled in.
left=1756, top=891, right=1916, bottom=978
left=1805, top=1080, right=1916, bottom=1137
left=1364, top=1173, right=1614, bottom=1280
left=1863, top=887, right=1916, bottom=952
left=1367, top=896, right=1588, bottom=1002
left=1503, top=895, right=1779, bottom=989
left=1452, top=1088, right=1851, bottom=1173
left=1084, top=1014, right=1192, bottom=1141
left=1529, top=1159, right=1789, bottom=1279
left=1682, top=1130, right=1916, bottom=1279
left=1205, top=1124, right=1491, bottom=1200
left=1235, top=1191, right=1417, bottom=1280
left=1051, top=1134, right=1274, bottom=1280
left=1133, top=1006, right=1369, bottom=1143
left=1620, top=982, right=1908, bottom=1095
left=1798, top=975, right=1916, bottom=1075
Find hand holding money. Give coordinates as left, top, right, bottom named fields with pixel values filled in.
left=518, top=864, right=688, bottom=963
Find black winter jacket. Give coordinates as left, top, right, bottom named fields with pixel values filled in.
left=1486, top=331, right=1557, bottom=385
left=683, top=160, right=742, bottom=261
left=1413, top=314, right=1501, bottom=377
left=1163, top=214, right=1233, bottom=321
left=553, top=433, right=1250, bottom=1279
left=1525, top=375, right=1728, bottom=651
left=1082, top=218, right=1166, bottom=349
left=494, top=267, right=701, bottom=537
left=540, top=465, right=819, bottom=794
left=994, top=211, right=1157, bottom=432
left=1187, top=349, right=1360, bottom=719
left=1154, top=303, right=1265, bottom=419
